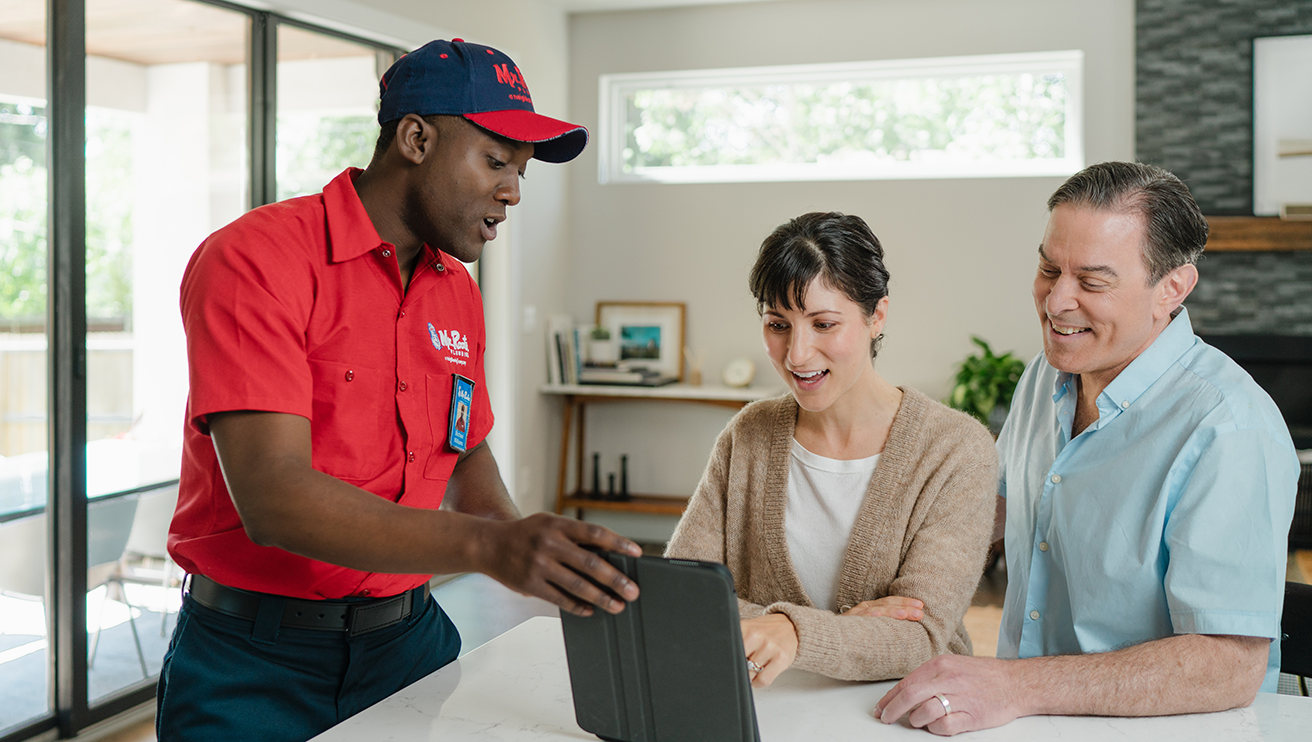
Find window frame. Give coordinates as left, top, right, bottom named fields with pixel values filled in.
left=598, top=50, right=1085, bottom=185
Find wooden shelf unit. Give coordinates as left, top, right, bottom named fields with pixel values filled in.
left=542, top=383, right=777, bottom=519
left=1205, top=216, right=1312, bottom=251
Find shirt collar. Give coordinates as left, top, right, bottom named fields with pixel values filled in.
left=323, top=168, right=450, bottom=272
left=324, top=168, right=388, bottom=264
left=1049, top=307, right=1198, bottom=412
left=1098, top=307, right=1198, bottom=413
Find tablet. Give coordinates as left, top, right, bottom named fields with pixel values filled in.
left=560, top=552, right=760, bottom=742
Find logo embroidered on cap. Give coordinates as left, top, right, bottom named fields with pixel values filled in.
left=493, top=63, right=532, bottom=104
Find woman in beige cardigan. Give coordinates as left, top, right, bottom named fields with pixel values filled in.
left=667, top=212, right=997, bottom=687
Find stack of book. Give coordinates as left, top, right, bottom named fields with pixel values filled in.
left=577, top=365, right=676, bottom=387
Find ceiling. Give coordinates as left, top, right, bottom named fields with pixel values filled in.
left=0, top=0, right=780, bottom=65
left=0, top=0, right=384, bottom=66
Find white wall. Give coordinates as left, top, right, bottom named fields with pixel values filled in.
left=564, top=0, right=1135, bottom=535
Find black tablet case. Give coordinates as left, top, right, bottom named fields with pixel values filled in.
left=560, top=553, right=760, bottom=742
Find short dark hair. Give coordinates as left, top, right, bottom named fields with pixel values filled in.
left=748, top=212, right=890, bottom=358
left=1047, top=161, right=1208, bottom=285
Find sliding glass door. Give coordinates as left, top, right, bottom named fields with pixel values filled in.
left=0, top=2, right=400, bottom=739
left=0, top=2, right=51, bottom=734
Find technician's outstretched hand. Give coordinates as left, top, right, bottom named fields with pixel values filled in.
left=477, top=513, right=642, bottom=616
left=211, top=411, right=641, bottom=618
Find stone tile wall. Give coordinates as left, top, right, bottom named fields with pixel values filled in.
left=1136, top=0, right=1312, bottom=334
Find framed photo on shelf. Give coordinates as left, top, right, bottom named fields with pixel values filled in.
left=595, top=301, right=685, bottom=381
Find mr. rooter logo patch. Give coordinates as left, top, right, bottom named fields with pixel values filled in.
left=493, top=63, right=532, bottom=104
left=428, top=323, right=471, bottom=367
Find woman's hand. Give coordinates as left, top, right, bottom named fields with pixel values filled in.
left=840, top=596, right=923, bottom=620
left=741, top=614, right=799, bottom=688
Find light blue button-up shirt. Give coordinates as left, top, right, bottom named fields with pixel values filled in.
left=997, top=308, right=1299, bottom=692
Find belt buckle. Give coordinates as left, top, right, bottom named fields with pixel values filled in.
left=346, top=591, right=410, bottom=637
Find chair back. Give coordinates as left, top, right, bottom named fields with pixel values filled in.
left=0, top=495, right=140, bottom=598
left=1283, top=581, right=1312, bottom=679
left=88, top=495, right=138, bottom=588
left=0, top=513, right=48, bottom=597
left=124, top=484, right=179, bottom=558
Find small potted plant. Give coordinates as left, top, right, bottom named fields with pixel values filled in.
left=588, top=326, right=617, bottom=365
left=947, top=336, right=1027, bottom=435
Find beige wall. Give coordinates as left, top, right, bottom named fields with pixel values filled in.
left=562, top=0, right=1135, bottom=532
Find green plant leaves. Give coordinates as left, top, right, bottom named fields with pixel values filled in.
left=946, top=335, right=1026, bottom=426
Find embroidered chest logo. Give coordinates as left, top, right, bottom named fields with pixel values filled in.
left=428, top=322, right=470, bottom=366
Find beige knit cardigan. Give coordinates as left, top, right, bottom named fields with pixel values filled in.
left=666, top=387, right=997, bottom=682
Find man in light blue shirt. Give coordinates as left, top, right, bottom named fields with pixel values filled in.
left=877, top=161, right=1299, bottom=735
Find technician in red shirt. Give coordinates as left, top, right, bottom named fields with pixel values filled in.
left=158, top=39, right=641, bottom=742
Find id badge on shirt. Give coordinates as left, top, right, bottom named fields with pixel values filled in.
left=448, top=374, right=475, bottom=453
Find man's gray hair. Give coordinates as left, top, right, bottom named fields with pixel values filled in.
left=1047, top=161, right=1208, bottom=285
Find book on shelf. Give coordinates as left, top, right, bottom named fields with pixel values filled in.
left=546, top=316, right=589, bottom=385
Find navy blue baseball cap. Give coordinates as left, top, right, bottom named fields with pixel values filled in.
left=378, top=38, right=588, bottom=163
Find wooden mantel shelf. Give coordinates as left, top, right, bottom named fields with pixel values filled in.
left=1205, top=216, right=1312, bottom=251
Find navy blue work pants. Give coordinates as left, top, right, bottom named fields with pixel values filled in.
left=156, top=588, right=460, bottom=742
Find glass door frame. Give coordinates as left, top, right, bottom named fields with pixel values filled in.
left=3, top=2, right=403, bottom=740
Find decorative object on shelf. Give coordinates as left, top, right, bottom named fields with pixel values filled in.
left=607, top=473, right=616, bottom=500
left=617, top=455, right=631, bottom=501
left=947, top=336, right=1026, bottom=435
left=721, top=357, right=756, bottom=388
left=595, top=301, right=685, bottom=383
left=590, top=452, right=602, bottom=500
left=1282, top=204, right=1312, bottom=221
left=684, top=346, right=705, bottom=386
left=587, top=326, right=617, bottom=364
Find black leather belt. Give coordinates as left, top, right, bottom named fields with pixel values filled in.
left=188, top=574, right=430, bottom=637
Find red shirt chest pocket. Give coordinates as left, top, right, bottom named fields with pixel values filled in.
left=423, top=373, right=460, bottom=482
left=309, top=359, right=396, bottom=482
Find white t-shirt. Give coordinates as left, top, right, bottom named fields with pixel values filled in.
left=784, top=439, right=880, bottom=611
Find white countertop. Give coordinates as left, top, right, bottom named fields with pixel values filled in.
left=312, top=616, right=1311, bottom=741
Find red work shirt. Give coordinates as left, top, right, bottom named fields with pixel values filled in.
left=170, top=168, right=493, bottom=600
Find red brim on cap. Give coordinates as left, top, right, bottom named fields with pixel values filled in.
left=465, top=110, right=589, bottom=164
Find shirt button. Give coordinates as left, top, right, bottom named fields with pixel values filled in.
left=407, top=451, right=415, bottom=462
left=345, top=370, right=354, bottom=381
left=436, top=263, right=446, bottom=272
left=381, top=249, right=392, bottom=258
left=398, top=381, right=407, bottom=392
left=1120, top=400, right=1130, bottom=409
left=1030, top=610, right=1040, bottom=620
left=1039, top=541, right=1049, bottom=552
left=360, top=589, right=371, bottom=597
left=1051, top=474, right=1061, bottom=484
left=399, top=310, right=406, bottom=318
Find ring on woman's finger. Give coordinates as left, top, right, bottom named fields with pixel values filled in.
left=934, top=693, right=952, bottom=716
left=746, top=658, right=763, bottom=674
